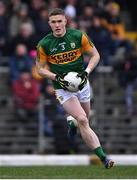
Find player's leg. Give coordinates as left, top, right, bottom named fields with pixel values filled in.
left=80, top=101, right=114, bottom=168
left=66, top=103, right=89, bottom=147
left=63, top=97, right=114, bottom=168
left=67, top=82, right=92, bottom=140
left=63, top=97, right=99, bottom=147
left=78, top=81, right=114, bottom=167
left=55, top=89, right=78, bottom=144
left=80, top=101, right=91, bottom=118
left=55, top=89, right=114, bottom=168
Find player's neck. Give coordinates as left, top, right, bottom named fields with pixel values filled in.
left=53, top=29, right=66, bottom=38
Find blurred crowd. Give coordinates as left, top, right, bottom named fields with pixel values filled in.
left=0, top=0, right=137, bottom=138
left=0, top=0, right=135, bottom=62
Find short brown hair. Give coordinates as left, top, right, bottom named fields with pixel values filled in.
left=48, top=8, right=65, bottom=17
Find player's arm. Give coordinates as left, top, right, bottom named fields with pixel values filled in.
left=36, top=45, right=56, bottom=81
left=81, top=33, right=100, bottom=74
left=77, top=33, right=100, bottom=90
left=36, top=45, right=69, bottom=89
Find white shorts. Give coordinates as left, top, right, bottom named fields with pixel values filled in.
left=55, top=81, right=92, bottom=104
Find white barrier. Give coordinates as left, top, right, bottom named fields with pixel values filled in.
left=0, top=155, right=137, bottom=166
left=109, top=155, right=137, bottom=165
left=0, top=155, right=90, bottom=166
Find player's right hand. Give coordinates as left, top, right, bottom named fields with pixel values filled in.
left=77, top=71, right=88, bottom=90
left=55, top=74, right=69, bottom=90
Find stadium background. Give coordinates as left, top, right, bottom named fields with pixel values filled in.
left=0, top=0, right=137, bottom=170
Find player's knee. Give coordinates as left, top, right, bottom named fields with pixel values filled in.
left=76, top=114, right=88, bottom=127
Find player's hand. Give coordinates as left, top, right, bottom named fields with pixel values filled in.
left=77, top=71, right=88, bottom=90
left=55, top=74, right=69, bottom=90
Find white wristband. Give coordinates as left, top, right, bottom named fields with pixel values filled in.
left=85, top=68, right=90, bottom=74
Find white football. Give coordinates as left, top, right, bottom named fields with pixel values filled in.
left=64, top=72, right=82, bottom=92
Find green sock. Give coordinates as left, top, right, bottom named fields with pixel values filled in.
left=94, top=146, right=106, bottom=161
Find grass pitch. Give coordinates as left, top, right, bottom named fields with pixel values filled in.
left=0, top=165, right=137, bottom=179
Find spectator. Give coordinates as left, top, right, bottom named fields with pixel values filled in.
left=12, top=70, right=40, bottom=120
left=101, top=2, right=125, bottom=40
left=9, top=43, right=33, bottom=83
left=78, top=5, right=94, bottom=32
left=29, top=0, right=46, bottom=21
left=64, top=0, right=77, bottom=19
left=100, top=1, right=132, bottom=54
left=8, top=22, right=38, bottom=55
left=34, top=6, right=51, bottom=40
left=87, top=15, right=114, bottom=66
left=48, top=0, right=60, bottom=9
left=8, top=0, right=22, bottom=14
left=9, top=3, right=35, bottom=38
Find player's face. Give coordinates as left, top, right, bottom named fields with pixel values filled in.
left=49, top=15, right=67, bottom=37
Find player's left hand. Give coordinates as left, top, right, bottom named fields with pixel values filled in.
left=55, top=73, right=69, bottom=90
left=77, top=71, right=88, bottom=90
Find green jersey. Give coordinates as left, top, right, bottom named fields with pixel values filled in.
left=37, top=28, right=94, bottom=89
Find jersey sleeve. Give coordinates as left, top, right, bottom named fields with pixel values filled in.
left=36, top=45, right=48, bottom=65
left=81, top=33, right=94, bottom=53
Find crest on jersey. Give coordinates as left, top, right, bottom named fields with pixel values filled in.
left=70, top=42, right=76, bottom=48
left=50, top=48, right=57, bottom=53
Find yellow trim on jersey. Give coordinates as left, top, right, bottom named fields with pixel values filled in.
left=81, top=33, right=94, bottom=53
left=37, top=46, right=48, bottom=64
left=48, top=48, right=82, bottom=64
